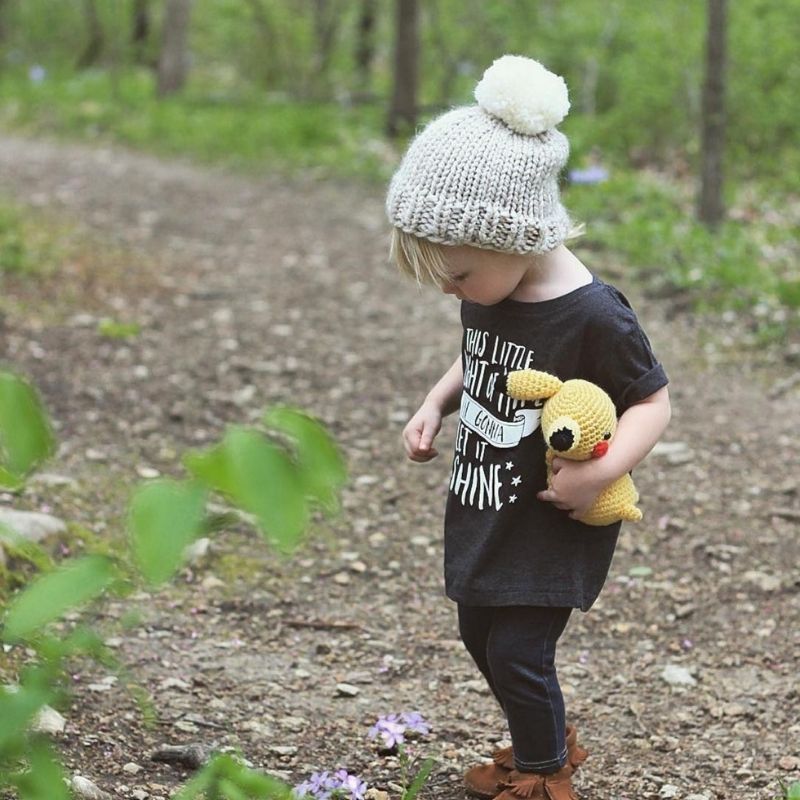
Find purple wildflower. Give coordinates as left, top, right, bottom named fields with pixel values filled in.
left=568, top=165, right=609, bottom=185
left=294, top=771, right=335, bottom=800
left=369, top=714, right=406, bottom=748
left=332, top=770, right=368, bottom=800
left=400, top=711, right=430, bottom=735
left=28, top=65, right=46, bottom=84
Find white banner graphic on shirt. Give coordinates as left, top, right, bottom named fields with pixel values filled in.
left=459, top=391, right=541, bottom=449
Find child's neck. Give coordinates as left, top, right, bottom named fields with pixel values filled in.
left=509, top=245, right=593, bottom=303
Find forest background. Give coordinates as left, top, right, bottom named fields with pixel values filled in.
left=0, top=0, right=798, bottom=326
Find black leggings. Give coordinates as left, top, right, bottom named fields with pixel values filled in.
left=457, top=604, right=572, bottom=774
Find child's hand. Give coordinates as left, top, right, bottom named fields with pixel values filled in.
left=402, top=401, right=443, bottom=462
left=537, top=457, right=612, bottom=519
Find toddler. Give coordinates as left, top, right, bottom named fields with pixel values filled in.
left=385, top=56, right=671, bottom=800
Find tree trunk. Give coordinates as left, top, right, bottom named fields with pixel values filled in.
left=309, top=0, right=341, bottom=100
left=386, top=0, right=418, bottom=138
left=353, top=0, right=377, bottom=100
left=131, top=0, right=151, bottom=64
left=76, top=0, right=104, bottom=69
left=157, top=0, right=192, bottom=97
left=698, top=0, right=727, bottom=228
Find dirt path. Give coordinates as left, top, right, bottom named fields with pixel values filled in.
left=0, top=135, right=798, bottom=800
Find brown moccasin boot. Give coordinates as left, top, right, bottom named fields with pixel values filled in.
left=493, top=766, right=578, bottom=800
left=463, top=725, right=587, bottom=799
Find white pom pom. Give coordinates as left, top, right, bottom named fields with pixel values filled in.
left=474, top=54, right=570, bottom=135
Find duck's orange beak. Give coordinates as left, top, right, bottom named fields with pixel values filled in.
left=591, top=441, right=609, bottom=458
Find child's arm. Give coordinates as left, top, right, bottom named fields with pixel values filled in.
left=403, top=356, right=463, bottom=462
left=538, top=385, right=671, bottom=518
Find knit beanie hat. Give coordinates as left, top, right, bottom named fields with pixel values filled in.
left=386, top=55, right=572, bottom=255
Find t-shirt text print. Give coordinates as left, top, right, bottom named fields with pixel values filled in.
left=450, top=326, right=544, bottom=511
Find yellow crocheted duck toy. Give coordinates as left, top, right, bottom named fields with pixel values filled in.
left=503, top=369, right=642, bottom=526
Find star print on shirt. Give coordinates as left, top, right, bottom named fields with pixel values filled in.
left=505, top=461, right=514, bottom=470
left=508, top=495, right=518, bottom=503
left=511, top=475, right=522, bottom=486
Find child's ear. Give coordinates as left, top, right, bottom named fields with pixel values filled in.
left=501, top=369, right=562, bottom=400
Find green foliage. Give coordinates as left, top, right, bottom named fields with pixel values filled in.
left=97, top=318, right=141, bottom=339
left=1, top=365, right=347, bottom=798
left=0, top=370, right=57, bottom=489
left=2, top=554, right=116, bottom=641
left=128, top=478, right=208, bottom=585
left=173, top=752, right=294, bottom=800
left=777, top=781, right=800, bottom=800
left=1, top=0, right=798, bottom=186
left=9, top=739, right=72, bottom=800
left=181, top=409, right=346, bottom=557
left=565, top=172, right=800, bottom=320
left=0, top=203, right=29, bottom=274
left=402, top=756, right=436, bottom=800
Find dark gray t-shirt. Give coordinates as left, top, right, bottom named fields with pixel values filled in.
left=443, top=276, right=669, bottom=612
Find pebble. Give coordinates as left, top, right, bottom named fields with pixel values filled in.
left=32, top=705, right=66, bottom=735
left=333, top=571, right=351, bottom=585
left=660, top=665, right=697, bottom=686
left=0, top=509, right=67, bottom=542
left=335, top=683, right=360, bottom=697
left=270, top=745, right=298, bottom=756
left=122, top=762, right=143, bottom=774
left=659, top=785, right=679, bottom=799
left=71, top=776, right=112, bottom=800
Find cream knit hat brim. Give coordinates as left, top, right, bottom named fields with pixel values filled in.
left=386, top=56, right=572, bottom=255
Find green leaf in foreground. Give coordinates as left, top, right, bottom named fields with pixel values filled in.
left=264, top=407, right=347, bottom=512
left=8, top=739, right=71, bottom=800
left=2, top=555, right=115, bottom=642
left=0, top=670, right=54, bottom=751
left=403, top=756, right=436, bottom=800
left=128, top=478, right=207, bottom=585
left=184, top=425, right=307, bottom=552
left=0, top=370, right=56, bottom=488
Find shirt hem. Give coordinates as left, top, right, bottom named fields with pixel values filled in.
left=445, top=585, right=598, bottom=612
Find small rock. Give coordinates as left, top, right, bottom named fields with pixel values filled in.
left=28, top=473, right=79, bottom=488
left=131, top=790, right=149, bottom=800
left=333, top=571, right=351, bottom=585
left=722, top=702, right=747, bottom=717
left=659, top=785, right=679, bottom=799
left=71, top=776, right=112, bottom=800
left=0, top=509, right=67, bottom=542
left=279, top=716, right=305, bottom=732
left=270, top=745, right=297, bottom=756
left=32, top=705, right=66, bottom=735
left=660, top=665, right=697, bottom=686
left=779, top=756, right=800, bottom=770
left=200, top=574, right=225, bottom=590
left=686, top=794, right=712, bottom=800
left=136, top=465, right=161, bottom=479
left=122, top=762, right=143, bottom=775
left=159, top=677, right=191, bottom=691
left=335, top=683, right=360, bottom=697
left=185, top=537, right=212, bottom=562
left=151, top=743, right=209, bottom=769
left=742, top=570, right=781, bottom=592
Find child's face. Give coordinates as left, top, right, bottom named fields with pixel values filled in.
left=439, top=245, right=529, bottom=305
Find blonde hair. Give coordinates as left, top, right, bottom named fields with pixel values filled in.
left=389, top=223, right=586, bottom=288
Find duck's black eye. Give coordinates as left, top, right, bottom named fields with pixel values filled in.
left=603, top=432, right=612, bottom=440
left=550, top=427, right=574, bottom=451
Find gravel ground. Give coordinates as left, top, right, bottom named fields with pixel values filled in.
left=0, top=135, right=798, bottom=800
